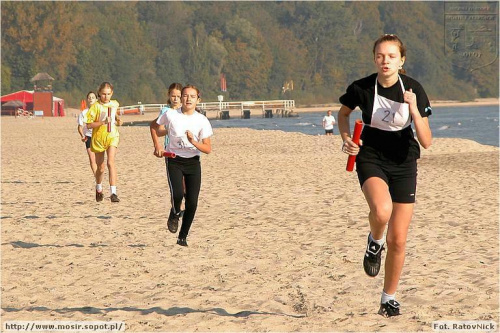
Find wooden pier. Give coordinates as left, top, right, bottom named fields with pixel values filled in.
left=118, top=100, right=296, bottom=119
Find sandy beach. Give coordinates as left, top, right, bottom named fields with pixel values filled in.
left=1, top=112, right=498, bottom=332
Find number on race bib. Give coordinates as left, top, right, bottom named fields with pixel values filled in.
left=381, top=110, right=396, bottom=123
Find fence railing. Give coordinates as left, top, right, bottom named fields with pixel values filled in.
left=118, top=100, right=296, bottom=119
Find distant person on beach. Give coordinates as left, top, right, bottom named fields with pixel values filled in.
left=150, top=85, right=213, bottom=247
left=337, top=34, right=432, bottom=317
left=77, top=91, right=98, bottom=176
left=86, top=82, right=123, bottom=203
left=322, top=110, right=336, bottom=135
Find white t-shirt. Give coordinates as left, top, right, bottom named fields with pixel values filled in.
left=78, top=109, right=92, bottom=137
left=323, top=115, right=336, bottom=130
left=156, top=108, right=213, bottom=158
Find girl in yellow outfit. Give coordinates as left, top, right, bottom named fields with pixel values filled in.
left=86, top=82, right=123, bottom=202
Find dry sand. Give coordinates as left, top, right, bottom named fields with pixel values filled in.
left=1, top=112, right=498, bottom=332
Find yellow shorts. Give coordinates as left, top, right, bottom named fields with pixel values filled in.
left=91, top=131, right=120, bottom=153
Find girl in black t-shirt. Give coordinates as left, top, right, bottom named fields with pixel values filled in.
left=337, top=34, right=432, bottom=317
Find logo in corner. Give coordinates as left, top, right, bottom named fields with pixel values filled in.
left=444, top=2, right=498, bottom=71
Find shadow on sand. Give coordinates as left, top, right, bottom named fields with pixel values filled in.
left=2, top=305, right=306, bottom=319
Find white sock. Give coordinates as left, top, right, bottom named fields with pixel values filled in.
left=369, top=233, right=385, bottom=245
left=110, top=186, right=117, bottom=195
left=96, top=184, right=103, bottom=192
left=381, top=290, right=395, bottom=304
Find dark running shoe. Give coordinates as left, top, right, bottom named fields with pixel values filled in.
left=110, top=193, right=120, bottom=202
left=363, top=233, right=385, bottom=277
left=378, top=300, right=401, bottom=317
left=176, top=237, right=188, bottom=247
left=96, top=191, right=104, bottom=202
left=167, top=211, right=180, bottom=233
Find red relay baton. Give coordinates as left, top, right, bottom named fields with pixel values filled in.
left=162, top=152, right=176, bottom=158
left=107, top=107, right=112, bottom=132
left=346, top=119, right=363, bottom=172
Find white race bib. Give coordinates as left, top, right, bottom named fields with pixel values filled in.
left=370, top=76, right=411, bottom=132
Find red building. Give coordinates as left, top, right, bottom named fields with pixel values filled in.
left=0, top=90, right=65, bottom=116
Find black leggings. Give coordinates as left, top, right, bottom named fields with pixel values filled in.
left=166, top=156, right=201, bottom=239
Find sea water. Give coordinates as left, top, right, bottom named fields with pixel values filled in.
left=210, top=105, right=499, bottom=147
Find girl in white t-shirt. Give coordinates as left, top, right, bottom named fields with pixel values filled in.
left=150, top=85, right=213, bottom=247
left=77, top=91, right=98, bottom=176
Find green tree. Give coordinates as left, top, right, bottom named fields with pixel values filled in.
left=1, top=65, right=11, bottom=92
left=223, top=16, right=272, bottom=100
left=2, top=2, right=95, bottom=93
left=1, top=1, right=497, bottom=106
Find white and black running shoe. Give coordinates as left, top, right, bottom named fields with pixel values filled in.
left=378, top=300, right=401, bottom=317
left=363, top=233, right=384, bottom=277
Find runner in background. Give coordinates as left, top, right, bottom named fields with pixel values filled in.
left=77, top=91, right=98, bottom=176
left=86, top=82, right=123, bottom=203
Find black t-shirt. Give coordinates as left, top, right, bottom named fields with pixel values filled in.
left=339, top=73, right=432, bottom=163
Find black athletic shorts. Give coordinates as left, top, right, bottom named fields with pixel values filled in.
left=84, top=136, right=92, bottom=149
left=356, top=158, right=417, bottom=203
left=325, top=129, right=334, bottom=134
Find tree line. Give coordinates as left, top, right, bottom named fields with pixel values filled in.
left=2, top=1, right=498, bottom=108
